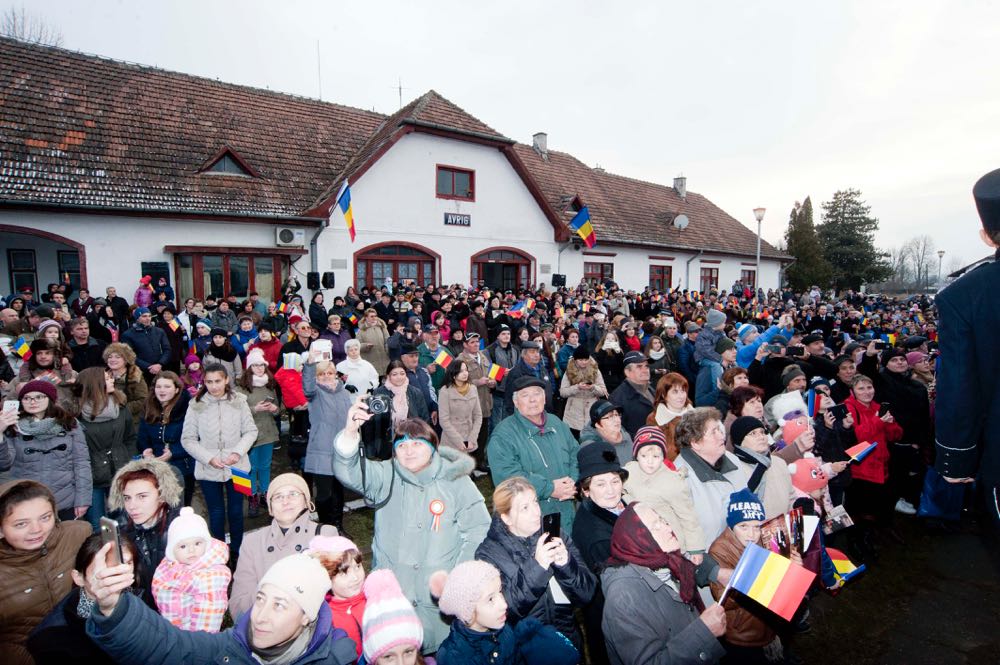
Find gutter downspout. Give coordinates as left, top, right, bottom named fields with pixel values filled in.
left=685, top=249, right=704, bottom=290
left=309, top=215, right=330, bottom=278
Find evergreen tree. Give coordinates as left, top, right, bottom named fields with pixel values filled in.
left=784, top=197, right=831, bottom=291
left=817, top=189, right=892, bottom=292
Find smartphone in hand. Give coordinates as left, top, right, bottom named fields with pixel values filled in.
left=99, top=516, right=123, bottom=566
left=542, top=512, right=561, bottom=541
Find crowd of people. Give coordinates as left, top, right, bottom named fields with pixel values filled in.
left=0, top=262, right=963, bottom=665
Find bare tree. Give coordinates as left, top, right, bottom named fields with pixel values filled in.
left=902, top=235, right=937, bottom=288
left=1, top=6, right=63, bottom=47
left=887, top=244, right=912, bottom=285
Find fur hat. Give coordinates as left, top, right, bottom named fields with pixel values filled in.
left=258, top=554, right=331, bottom=617
left=430, top=560, right=501, bottom=625
left=165, top=506, right=211, bottom=561
left=788, top=454, right=828, bottom=493
left=108, top=458, right=184, bottom=512
left=726, top=488, right=766, bottom=528
left=362, top=570, right=424, bottom=662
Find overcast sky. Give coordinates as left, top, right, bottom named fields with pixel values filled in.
left=10, top=0, right=997, bottom=270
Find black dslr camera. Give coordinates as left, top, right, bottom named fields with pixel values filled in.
left=364, top=393, right=391, bottom=415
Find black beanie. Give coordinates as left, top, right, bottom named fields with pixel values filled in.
left=731, top=416, right=767, bottom=449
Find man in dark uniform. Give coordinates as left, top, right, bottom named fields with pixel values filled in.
left=935, top=167, right=1000, bottom=533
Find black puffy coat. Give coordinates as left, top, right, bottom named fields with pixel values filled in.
left=475, top=513, right=595, bottom=644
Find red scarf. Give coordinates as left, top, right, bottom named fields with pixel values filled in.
left=606, top=504, right=703, bottom=610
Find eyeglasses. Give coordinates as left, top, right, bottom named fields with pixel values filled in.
left=21, top=394, right=50, bottom=404
left=270, top=491, right=304, bottom=503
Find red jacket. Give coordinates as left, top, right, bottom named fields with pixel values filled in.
left=844, top=394, right=904, bottom=484
left=325, top=592, right=366, bottom=659
left=274, top=368, right=307, bottom=409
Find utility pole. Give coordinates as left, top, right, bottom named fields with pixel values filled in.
left=316, top=41, right=322, bottom=100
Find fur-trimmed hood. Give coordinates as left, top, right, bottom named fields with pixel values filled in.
left=108, top=458, right=184, bottom=511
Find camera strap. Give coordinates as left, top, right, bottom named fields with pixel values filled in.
left=359, top=452, right=395, bottom=511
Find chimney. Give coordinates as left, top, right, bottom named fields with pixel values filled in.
left=532, top=132, right=548, bottom=159
left=594, top=164, right=605, bottom=173
left=673, top=175, right=687, bottom=200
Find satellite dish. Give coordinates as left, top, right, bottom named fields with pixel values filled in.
left=673, top=214, right=689, bottom=230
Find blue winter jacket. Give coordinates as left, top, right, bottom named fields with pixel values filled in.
left=136, top=390, right=192, bottom=460
left=735, top=324, right=795, bottom=368
left=437, top=616, right=580, bottom=665
left=86, top=592, right=357, bottom=665
left=121, top=323, right=171, bottom=370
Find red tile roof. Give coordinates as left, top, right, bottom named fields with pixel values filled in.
left=512, top=144, right=788, bottom=259
left=0, top=38, right=788, bottom=260
left=0, top=37, right=384, bottom=218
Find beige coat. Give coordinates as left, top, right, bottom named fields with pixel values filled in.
left=735, top=454, right=797, bottom=520
left=356, top=319, right=390, bottom=375
left=622, top=461, right=706, bottom=555
left=457, top=350, right=494, bottom=418
left=228, top=511, right=337, bottom=618
left=559, top=359, right=608, bottom=431
left=438, top=384, right=483, bottom=451
left=181, top=391, right=258, bottom=482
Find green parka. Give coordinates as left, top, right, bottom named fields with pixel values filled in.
left=332, top=430, right=490, bottom=653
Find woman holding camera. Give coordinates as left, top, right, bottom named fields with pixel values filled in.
left=332, top=404, right=490, bottom=654
left=302, top=348, right=353, bottom=531
left=359, top=360, right=430, bottom=460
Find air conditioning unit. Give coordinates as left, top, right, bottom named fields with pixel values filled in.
left=276, top=227, right=305, bottom=247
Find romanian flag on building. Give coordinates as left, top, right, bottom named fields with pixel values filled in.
left=726, top=542, right=816, bottom=621
left=333, top=181, right=357, bottom=242
left=230, top=467, right=252, bottom=496
left=846, top=441, right=877, bottom=463
left=569, top=206, right=596, bottom=248
left=826, top=548, right=866, bottom=585
left=433, top=349, right=453, bottom=369
left=13, top=336, right=32, bottom=360
left=487, top=363, right=507, bottom=382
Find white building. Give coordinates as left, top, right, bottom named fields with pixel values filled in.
left=1, top=37, right=788, bottom=303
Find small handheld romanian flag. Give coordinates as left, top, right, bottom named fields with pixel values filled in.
left=334, top=181, right=356, bottom=243
left=487, top=363, right=507, bottom=382
left=13, top=336, right=32, bottom=360
left=434, top=349, right=453, bottom=369
left=230, top=467, right=252, bottom=496
left=727, top=542, right=816, bottom=621
left=826, top=547, right=866, bottom=585
left=277, top=302, right=289, bottom=314
left=347, top=312, right=359, bottom=326
left=807, top=389, right=821, bottom=418
left=569, top=206, right=596, bottom=248
left=845, top=441, right=877, bottom=463
left=168, top=319, right=180, bottom=332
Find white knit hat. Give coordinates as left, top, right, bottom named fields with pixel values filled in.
left=257, top=554, right=331, bottom=618
left=165, top=507, right=210, bottom=561
left=362, top=570, right=423, bottom=661
left=245, top=347, right=267, bottom=367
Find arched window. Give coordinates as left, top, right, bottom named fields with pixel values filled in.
left=354, top=243, right=438, bottom=289
left=471, top=247, right=534, bottom=292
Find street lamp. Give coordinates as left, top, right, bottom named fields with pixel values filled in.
left=937, top=249, right=946, bottom=284
left=753, top=207, right=766, bottom=291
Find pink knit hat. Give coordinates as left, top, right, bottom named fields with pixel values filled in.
left=430, top=560, right=501, bottom=625
left=781, top=413, right=812, bottom=446
left=308, top=535, right=358, bottom=556
left=362, top=570, right=423, bottom=661
left=245, top=347, right=267, bottom=367
left=905, top=351, right=927, bottom=367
